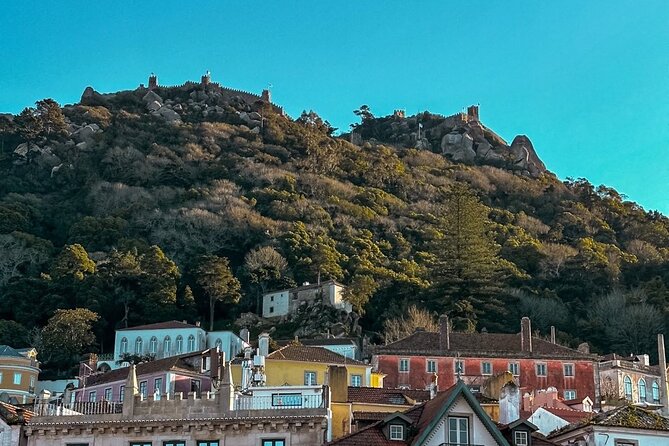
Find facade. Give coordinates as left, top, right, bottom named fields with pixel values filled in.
left=374, top=316, right=598, bottom=404
left=548, top=405, right=669, bottom=445
left=0, top=401, right=33, bottom=446
left=328, top=380, right=511, bottom=445
left=96, top=320, right=248, bottom=371
left=0, top=346, right=39, bottom=404
left=599, top=353, right=663, bottom=407
left=25, top=363, right=329, bottom=446
left=262, top=280, right=351, bottom=318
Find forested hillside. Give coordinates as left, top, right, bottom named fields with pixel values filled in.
left=1, top=82, right=668, bottom=377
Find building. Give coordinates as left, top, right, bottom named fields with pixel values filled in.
left=0, top=346, right=40, bottom=404
left=74, top=349, right=220, bottom=403
left=374, top=316, right=598, bottom=404
left=599, top=353, right=663, bottom=408
left=262, top=280, right=351, bottom=319
left=548, top=405, right=669, bottom=445
left=327, top=380, right=511, bottom=445
left=0, top=401, right=33, bottom=446
left=278, top=338, right=360, bottom=360
left=25, top=362, right=330, bottom=446
left=96, top=320, right=248, bottom=371
left=498, top=419, right=560, bottom=446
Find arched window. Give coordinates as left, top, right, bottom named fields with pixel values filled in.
left=653, top=381, right=660, bottom=403
left=188, top=335, right=196, bottom=352
left=215, top=338, right=223, bottom=350
left=624, top=376, right=633, bottom=400
left=176, top=336, right=183, bottom=354
left=163, top=336, right=171, bottom=355
left=149, top=337, right=158, bottom=354
left=120, top=337, right=128, bottom=354
left=638, top=378, right=647, bottom=402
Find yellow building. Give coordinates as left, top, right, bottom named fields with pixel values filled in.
left=0, top=346, right=40, bottom=404
left=231, top=344, right=375, bottom=388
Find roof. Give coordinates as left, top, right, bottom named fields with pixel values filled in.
left=328, top=381, right=510, bottom=446
left=117, top=320, right=199, bottom=331
left=352, top=411, right=391, bottom=422
left=82, top=351, right=204, bottom=387
left=0, top=402, right=35, bottom=424
left=498, top=420, right=560, bottom=446
left=267, top=345, right=367, bottom=366
left=540, top=407, right=594, bottom=424
left=264, top=279, right=344, bottom=296
left=277, top=338, right=358, bottom=347
left=376, top=331, right=595, bottom=360
left=347, top=387, right=430, bottom=405
left=550, top=405, right=669, bottom=437
left=0, top=345, right=25, bottom=358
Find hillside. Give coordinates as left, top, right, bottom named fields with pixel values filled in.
left=1, top=77, right=668, bottom=376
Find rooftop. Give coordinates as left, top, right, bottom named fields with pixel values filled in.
left=0, top=345, right=26, bottom=358
left=346, top=387, right=430, bottom=405
left=117, top=320, right=199, bottom=331
left=267, top=345, right=367, bottom=366
left=377, top=331, right=595, bottom=360
left=550, top=405, right=669, bottom=437
left=264, top=279, right=344, bottom=296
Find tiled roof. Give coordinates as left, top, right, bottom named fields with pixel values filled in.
left=117, top=320, right=199, bottom=331
left=0, top=401, right=35, bottom=424
left=551, top=405, right=669, bottom=438
left=377, top=331, right=595, bottom=359
left=542, top=407, right=594, bottom=424
left=265, top=279, right=343, bottom=296
left=277, top=338, right=358, bottom=347
left=83, top=352, right=203, bottom=387
left=267, top=345, right=367, bottom=366
left=347, top=387, right=430, bottom=405
left=0, top=345, right=25, bottom=358
left=353, top=411, right=391, bottom=422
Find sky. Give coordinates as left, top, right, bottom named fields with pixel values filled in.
left=1, top=1, right=668, bottom=214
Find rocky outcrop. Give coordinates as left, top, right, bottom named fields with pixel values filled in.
left=441, top=131, right=476, bottom=163
left=80, top=87, right=109, bottom=107
left=510, top=135, right=546, bottom=177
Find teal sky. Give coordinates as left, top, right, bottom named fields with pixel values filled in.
left=1, top=1, right=668, bottom=214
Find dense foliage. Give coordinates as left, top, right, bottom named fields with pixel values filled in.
left=1, top=87, right=668, bottom=377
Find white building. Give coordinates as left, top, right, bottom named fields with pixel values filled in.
left=262, top=280, right=351, bottom=318
left=96, top=321, right=249, bottom=371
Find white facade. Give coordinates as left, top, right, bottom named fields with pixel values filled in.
left=262, top=281, right=351, bottom=318
left=422, top=395, right=499, bottom=446
left=528, top=406, right=571, bottom=436
left=551, top=426, right=669, bottom=446
left=207, top=331, right=247, bottom=360
left=262, top=290, right=290, bottom=318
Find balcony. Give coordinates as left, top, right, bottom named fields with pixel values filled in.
left=234, top=393, right=325, bottom=410
left=32, top=400, right=123, bottom=416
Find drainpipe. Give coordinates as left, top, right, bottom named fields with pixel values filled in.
left=658, top=334, right=669, bottom=416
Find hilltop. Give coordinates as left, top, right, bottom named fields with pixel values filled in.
left=0, top=74, right=668, bottom=376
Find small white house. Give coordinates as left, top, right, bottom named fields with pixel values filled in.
left=262, top=280, right=351, bottom=318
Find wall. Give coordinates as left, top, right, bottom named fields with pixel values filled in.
left=262, top=291, right=290, bottom=318
left=0, top=356, right=40, bottom=403
left=599, top=362, right=661, bottom=404
left=552, top=426, right=669, bottom=446
left=528, top=407, right=570, bottom=436
left=232, top=360, right=371, bottom=389
left=375, top=354, right=597, bottom=402
left=206, top=331, right=248, bottom=360
left=114, top=327, right=206, bottom=364
left=422, top=395, right=500, bottom=446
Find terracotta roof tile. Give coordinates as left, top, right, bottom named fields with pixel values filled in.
left=0, top=402, right=35, bottom=423
left=267, top=345, right=367, bottom=366
left=117, top=320, right=199, bottom=331
left=346, top=387, right=430, bottom=405
left=377, top=331, right=595, bottom=359
left=542, top=407, right=594, bottom=424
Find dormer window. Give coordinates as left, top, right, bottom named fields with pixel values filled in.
left=514, top=431, right=529, bottom=446
left=448, top=417, right=469, bottom=445
left=389, top=424, right=404, bottom=441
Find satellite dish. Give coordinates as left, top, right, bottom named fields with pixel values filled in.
left=0, top=392, right=9, bottom=403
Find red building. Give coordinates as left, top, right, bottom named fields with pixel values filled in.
left=373, top=316, right=598, bottom=404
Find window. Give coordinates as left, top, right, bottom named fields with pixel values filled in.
left=399, top=358, right=409, bottom=372
left=536, top=363, right=547, bottom=377
left=135, top=337, right=143, bottom=354
left=0, top=372, right=3, bottom=383
left=88, top=391, right=96, bottom=402
left=191, top=379, right=201, bottom=395
left=261, top=441, right=285, bottom=446
left=448, top=416, right=469, bottom=445
left=638, top=378, right=647, bottom=402
left=120, top=385, right=125, bottom=402
left=514, top=431, right=529, bottom=446
left=197, top=441, right=219, bottom=446
left=271, top=296, right=274, bottom=301
left=564, top=389, right=576, bottom=400
left=139, top=381, right=148, bottom=398
left=130, top=443, right=152, bottom=446
left=508, top=362, right=519, bottom=376
left=389, top=424, right=404, bottom=440
left=455, top=360, right=464, bottom=375
left=304, top=371, right=317, bottom=385
left=188, top=335, right=196, bottom=352
left=624, top=376, right=633, bottom=400
left=614, top=441, right=638, bottom=446
left=13, top=373, right=21, bottom=385
left=120, top=337, right=128, bottom=354
left=351, top=375, right=362, bottom=387
left=653, top=381, right=660, bottom=403
left=481, top=361, right=492, bottom=375
left=176, top=335, right=183, bottom=353
left=66, top=444, right=90, bottom=446
left=426, top=359, right=437, bottom=373
left=149, top=336, right=158, bottom=354
left=564, top=363, right=574, bottom=377
left=104, top=387, right=112, bottom=401
left=155, top=377, right=163, bottom=395
left=164, top=336, right=171, bottom=354
left=269, top=306, right=274, bottom=313
left=163, top=442, right=186, bottom=446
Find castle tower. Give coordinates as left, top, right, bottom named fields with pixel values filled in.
left=467, top=105, right=479, bottom=121
left=261, top=88, right=271, bottom=103
left=201, top=70, right=211, bottom=86
left=148, top=73, right=157, bottom=90
left=393, top=109, right=406, bottom=118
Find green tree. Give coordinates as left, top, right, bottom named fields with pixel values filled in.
left=244, top=246, right=288, bottom=313
left=0, top=320, right=31, bottom=347
left=50, top=244, right=96, bottom=281
left=196, top=255, right=241, bottom=331
left=284, top=222, right=346, bottom=282
left=35, top=99, right=68, bottom=137
left=40, top=308, right=99, bottom=376
left=343, top=274, right=378, bottom=314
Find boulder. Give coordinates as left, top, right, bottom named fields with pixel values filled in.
left=147, top=100, right=162, bottom=112
left=75, top=141, right=89, bottom=151
left=156, top=107, right=181, bottom=123
left=173, top=104, right=184, bottom=112
left=73, top=124, right=98, bottom=143
left=80, top=87, right=108, bottom=106
left=142, top=90, right=163, bottom=104
left=14, top=143, right=30, bottom=157
left=509, top=135, right=546, bottom=177
left=442, top=132, right=475, bottom=163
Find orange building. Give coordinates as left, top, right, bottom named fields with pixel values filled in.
left=0, top=345, right=40, bottom=403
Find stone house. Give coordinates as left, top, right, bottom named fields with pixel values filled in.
left=373, top=316, right=598, bottom=405
left=262, top=280, right=351, bottom=319
left=599, top=353, right=663, bottom=408
left=0, top=346, right=40, bottom=404
left=0, top=401, right=33, bottom=446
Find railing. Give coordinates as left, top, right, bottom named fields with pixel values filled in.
left=96, top=353, right=113, bottom=361
left=33, top=400, right=123, bottom=416
left=234, top=394, right=325, bottom=411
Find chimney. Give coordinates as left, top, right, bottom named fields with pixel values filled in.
left=577, top=342, right=590, bottom=354
left=122, top=364, right=139, bottom=417
left=258, top=332, right=270, bottom=357
left=429, top=373, right=438, bottom=399
left=327, top=365, right=349, bottom=403
left=195, top=321, right=201, bottom=328
left=439, top=314, right=450, bottom=351
left=550, top=326, right=556, bottom=344
left=658, top=334, right=669, bottom=416
left=218, top=359, right=234, bottom=412
left=499, top=381, right=520, bottom=425
left=521, top=317, right=532, bottom=353
left=239, top=328, right=250, bottom=344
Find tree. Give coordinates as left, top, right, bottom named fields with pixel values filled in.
left=40, top=308, right=99, bottom=376
left=50, top=244, right=96, bottom=281
left=35, top=99, right=68, bottom=137
left=284, top=222, right=346, bottom=282
left=383, top=305, right=438, bottom=344
left=196, top=255, right=241, bottom=331
left=0, top=232, right=52, bottom=286
left=343, top=274, right=378, bottom=314
left=98, top=249, right=143, bottom=328
left=244, top=246, right=288, bottom=313
left=0, top=320, right=31, bottom=347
